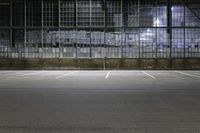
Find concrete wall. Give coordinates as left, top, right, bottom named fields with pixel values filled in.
left=0, top=58, right=200, bottom=70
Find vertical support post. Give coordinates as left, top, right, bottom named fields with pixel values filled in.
left=52, top=0, right=54, bottom=27
left=90, top=29, right=92, bottom=58
left=121, top=0, right=123, bottom=27
left=183, top=0, right=186, bottom=58
left=90, top=0, right=92, bottom=58
left=90, top=0, right=92, bottom=27
left=122, top=0, right=126, bottom=27
left=41, top=0, right=44, bottom=58
left=121, top=0, right=123, bottom=58
left=155, top=0, right=158, bottom=58
left=24, top=0, right=26, bottom=58
left=76, top=0, right=78, bottom=27
left=10, top=0, right=13, bottom=58
left=104, top=0, right=106, bottom=49
left=167, top=0, right=172, bottom=58
left=156, top=28, right=158, bottom=58
left=138, top=0, right=140, bottom=27
left=139, top=28, right=141, bottom=58
left=104, top=0, right=106, bottom=28
left=75, top=0, right=78, bottom=58
left=103, top=0, right=106, bottom=59
left=58, top=0, right=61, bottom=58
left=138, top=0, right=140, bottom=58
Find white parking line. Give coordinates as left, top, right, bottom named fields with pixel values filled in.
left=6, top=72, right=40, bottom=79
left=175, top=71, right=200, bottom=79
left=142, top=71, right=156, bottom=80
left=2, top=71, right=17, bottom=74
left=21, top=72, right=41, bottom=76
left=55, top=71, right=79, bottom=79
left=0, top=71, right=14, bottom=74
left=105, top=71, right=111, bottom=79
left=193, top=73, right=200, bottom=76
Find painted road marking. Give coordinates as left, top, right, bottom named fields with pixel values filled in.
left=105, top=71, right=111, bottom=79
left=175, top=71, right=200, bottom=79
left=0, top=71, right=15, bottom=74
left=21, top=72, right=40, bottom=76
left=1, top=71, right=17, bottom=75
left=55, top=71, right=79, bottom=79
left=193, top=73, right=200, bottom=76
left=6, top=72, right=41, bottom=79
left=142, top=71, right=156, bottom=79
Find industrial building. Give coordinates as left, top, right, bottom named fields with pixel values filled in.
left=0, top=0, right=200, bottom=69
left=1, top=1, right=200, bottom=132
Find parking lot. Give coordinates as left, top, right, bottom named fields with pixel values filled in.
left=0, top=70, right=200, bottom=133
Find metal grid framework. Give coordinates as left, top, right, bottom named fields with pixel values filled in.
left=0, top=0, right=200, bottom=58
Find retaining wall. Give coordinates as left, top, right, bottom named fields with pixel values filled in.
left=0, top=58, right=199, bottom=70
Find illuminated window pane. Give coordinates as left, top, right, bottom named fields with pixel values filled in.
left=43, top=29, right=60, bottom=58
left=106, top=0, right=122, bottom=27
left=76, top=29, right=91, bottom=57
left=140, top=28, right=156, bottom=58
left=91, top=29, right=105, bottom=58
left=185, top=28, right=200, bottom=57
left=122, top=29, right=139, bottom=58
left=172, top=28, right=184, bottom=57
left=77, top=0, right=90, bottom=27
left=105, top=29, right=122, bottom=58
left=91, top=0, right=104, bottom=27
left=60, top=30, right=76, bottom=57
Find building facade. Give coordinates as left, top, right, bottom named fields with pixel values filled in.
left=0, top=0, right=200, bottom=59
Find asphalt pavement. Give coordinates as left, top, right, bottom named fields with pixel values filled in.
left=0, top=70, right=200, bottom=133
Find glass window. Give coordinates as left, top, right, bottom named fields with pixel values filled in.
left=105, top=29, right=122, bottom=58
left=91, top=29, right=104, bottom=58
left=139, top=0, right=155, bottom=27
left=123, top=0, right=167, bottom=27
left=123, top=0, right=139, bottom=27
left=185, top=28, right=200, bottom=57
left=156, top=28, right=170, bottom=58
left=122, top=29, right=139, bottom=58
left=185, top=3, right=200, bottom=27
left=172, top=5, right=185, bottom=27
left=172, top=28, right=184, bottom=57
left=60, top=0, right=75, bottom=27
left=0, top=2, right=10, bottom=26
left=26, top=0, right=42, bottom=27
left=140, top=28, right=156, bottom=58
left=43, top=29, right=60, bottom=58
left=0, top=30, right=9, bottom=58
left=77, top=0, right=90, bottom=27
left=12, top=30, right=24, bottom=58
left=106, top=0, right=122, bottom=27
left=156, top=0, right=167, bottom=27
left=43, top=0, right=59, bottom=27
left=13, top=0, right=24, bottom=26
left=76, top=29, right=91, bottom=57
left=26, top=29, right=42, bottom=58
left=60, top=29, right=76, bottom=57
left=91, top=0, right=104, bottom=27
